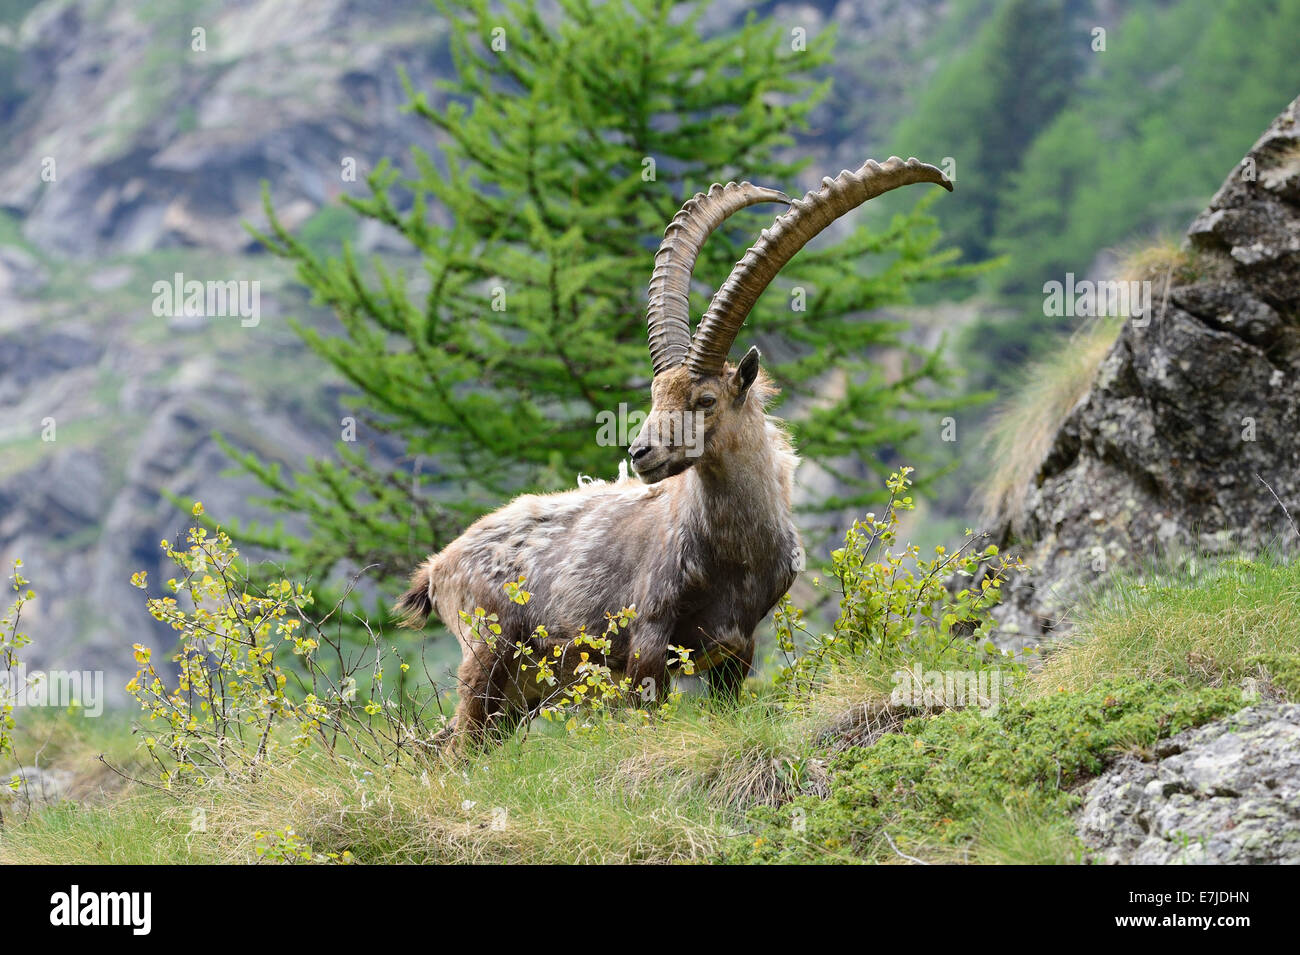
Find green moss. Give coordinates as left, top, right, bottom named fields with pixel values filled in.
left=723, top=679, right=1246, bottom=864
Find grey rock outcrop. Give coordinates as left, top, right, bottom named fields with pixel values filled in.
left=993, top=95, right=1300, bottom=643
left=0, top=765, right=74, bottom=815
left=1079, top=702, right=1300, bottom=864
left=0, top=0, right=446, bottom=259
left=0, top=0, right=455, bottom=699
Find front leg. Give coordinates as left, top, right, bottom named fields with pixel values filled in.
left=701, top=628, right=755, bottom=702
left=624, top=615, right=674, bottom=706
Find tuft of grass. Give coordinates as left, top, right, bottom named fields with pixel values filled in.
left=1115, top=238, right=1200, bottom=287
left=0, top=698, right=818, bottom=865
left=971, top=807, right=1084, bottom=865
left=1033, top=551, right=1300, bottom=698
left=978, top=318, right=1121, bottom=531
left=0, top=798, right=207, bottom=865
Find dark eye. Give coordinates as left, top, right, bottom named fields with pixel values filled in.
left=697, top=394, right=716, bottom=409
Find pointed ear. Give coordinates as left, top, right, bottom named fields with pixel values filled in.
left=732, top=346, right=761, bottom=399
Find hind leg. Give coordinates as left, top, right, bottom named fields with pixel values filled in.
left=449, top=640, right=529, bottom=752
left=448, top=646, right=493, bottom=751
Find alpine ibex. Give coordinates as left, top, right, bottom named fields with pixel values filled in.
left=396, top=157, right=953, bottom=746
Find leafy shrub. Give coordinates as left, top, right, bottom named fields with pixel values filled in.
left=126, top=506, right=657, bottom=786
left=127, top=505, right=447, bottom=787
left=253, top=826, right=353, bottom=865
left=458, top=581, right=681, bottom=740
left=0, top=561, right=34, bottom=819
left=774, top=467, right=1026, bottom=702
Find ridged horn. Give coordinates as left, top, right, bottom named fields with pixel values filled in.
left=686, top=157, right=953, bottom=377
left=647, top=181, right=789, bottom=377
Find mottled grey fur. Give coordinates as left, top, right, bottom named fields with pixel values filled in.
left=396, top=354, right=802, bottom=747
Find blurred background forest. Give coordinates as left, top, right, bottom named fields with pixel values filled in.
left=0, top=0, right=1295, bottom=697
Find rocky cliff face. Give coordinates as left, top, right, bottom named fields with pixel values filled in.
left=0, top=0, right=452, bottom=698
left=993, top=95, right=1300, bottom=644
left=0, top=0, right=447, bottom=258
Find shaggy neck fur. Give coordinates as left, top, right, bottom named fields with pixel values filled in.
left=681, top=374, right=798, bottom=560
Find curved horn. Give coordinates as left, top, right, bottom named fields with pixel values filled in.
left=647, top=181, right=789, bottom=377
left=686, top=157, right=953, bottom=377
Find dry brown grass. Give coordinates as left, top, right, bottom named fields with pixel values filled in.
left=1116, top=238, right=1198, bottom=287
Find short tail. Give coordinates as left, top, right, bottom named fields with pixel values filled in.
left=394, top=560, right=436, bottom=629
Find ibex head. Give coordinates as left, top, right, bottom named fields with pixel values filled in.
left=631, top=157, right=953, bottom=484
left=629, top=346, right=762, bottom=482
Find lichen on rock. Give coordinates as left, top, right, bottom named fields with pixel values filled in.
left=1079, top=702, right=1300, bottom=864
left=992, top=95, right=1300, bottom=645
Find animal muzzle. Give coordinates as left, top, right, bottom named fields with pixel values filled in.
left=629, top=441, right=670, bottom=482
